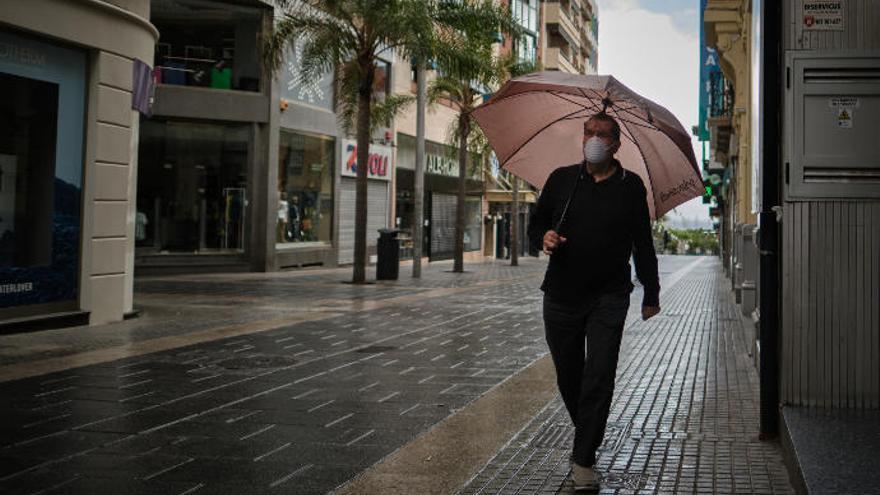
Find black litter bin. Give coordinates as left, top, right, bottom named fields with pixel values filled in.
left=376, top=229, right=400, bottom=280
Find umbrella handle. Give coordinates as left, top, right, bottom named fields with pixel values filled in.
left=553, top=166, right=584, bottom=236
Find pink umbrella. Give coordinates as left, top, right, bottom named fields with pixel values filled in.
left=472, top=71, right=703, bottom=219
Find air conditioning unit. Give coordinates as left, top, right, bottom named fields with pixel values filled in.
left=784, top=51, right=880, bottom=200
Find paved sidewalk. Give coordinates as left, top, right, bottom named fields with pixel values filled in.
left=0, top=260, right=553, bottom=494
left=459, top=259, right=794, bottom=494
left=0, top=256, right=794, bottom=495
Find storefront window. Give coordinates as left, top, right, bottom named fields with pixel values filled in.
left=152, top=0, right=264, bottom=92
left=464, top=198, right=482, bottom=252
left=137, top=120, right=250, bottom=252
left=277, top=131, right=334, bottom=245
left=0, top=30, right=85, bottom=313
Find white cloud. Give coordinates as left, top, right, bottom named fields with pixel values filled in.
left=596, top=1, right=712, bottom=229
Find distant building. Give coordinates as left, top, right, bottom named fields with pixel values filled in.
left=541, top=0, right=598, bottom=74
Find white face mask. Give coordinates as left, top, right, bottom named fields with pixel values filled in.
left=583, top=136, right=611, bottom=165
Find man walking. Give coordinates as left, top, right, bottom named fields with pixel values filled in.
left=528, top=113, right=661, bottom=492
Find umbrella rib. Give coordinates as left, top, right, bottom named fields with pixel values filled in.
left=618, top=118, right=659, bottom=216
left=480, top=87, right=600, bottom=109
left=499, top=106, right=588, bottom=168
left=614, top=118, right=640, bottom=146
left=556, top=112, right=639, bottom=146
left=578, top=87, right=619, bottom=114
left=477, top=88, right=579, bottom=109
left=609, top=108, right=661, bottom=133
left=548, top=90, right=600, bottom=111
left=610, top=105, right=660, bottom=131
left=588, top=88, right=650, bottom=119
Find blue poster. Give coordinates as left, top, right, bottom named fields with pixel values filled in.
left=0, top=30, right=86, bottom=311
left=698, top=0, right=722, bottom=142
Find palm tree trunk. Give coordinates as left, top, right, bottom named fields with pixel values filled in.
left=413, top=62, right=426, bottom=278
left=511, top=176, right=519, bottom=266
left=352, top=78, right=372, bottom=284
left=454, top=114, right=470, bottom=273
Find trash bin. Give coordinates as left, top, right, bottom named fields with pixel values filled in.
left=376, top=229, right=400, bottom=280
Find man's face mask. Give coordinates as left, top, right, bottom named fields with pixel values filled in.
left=583, top=136, right=611, bottom=165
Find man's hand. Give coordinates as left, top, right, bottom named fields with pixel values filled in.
left=542, top=230, right=567, bottom=255
left=642, top=305, right=660, bottom=321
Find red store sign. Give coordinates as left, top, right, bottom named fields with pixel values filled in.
left=341, top=139, right=392, bottom=181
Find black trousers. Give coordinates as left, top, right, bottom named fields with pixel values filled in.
left=543, top=291, right=630, bottom=466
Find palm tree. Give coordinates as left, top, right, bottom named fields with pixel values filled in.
left=264, top=0, right=433, bottom=283
left=427, top=4, right=522, bottom=273
left=498, top=54, right=541, bottom=267
left=265, top=0, right=518, bottom=282
left=435, top=52, right=538, bottom=269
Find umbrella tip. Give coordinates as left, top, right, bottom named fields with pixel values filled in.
left=601, top=98, right=612, bottom=113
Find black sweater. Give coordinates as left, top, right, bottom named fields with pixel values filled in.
left=527, top=160, right=660, bottom=307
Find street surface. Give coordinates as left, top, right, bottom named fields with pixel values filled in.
left=0, top=256, right=793, bottom=494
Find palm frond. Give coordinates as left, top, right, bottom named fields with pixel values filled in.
left=370, top=93, right=415, bottom=133
left=263, top=1, right=358, bottom=75
left=427, top=74, right=467, bottom=108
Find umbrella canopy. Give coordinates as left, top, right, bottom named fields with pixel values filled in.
left=472, top=71, right=703, bottom=219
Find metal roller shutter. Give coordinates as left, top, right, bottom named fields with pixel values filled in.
left=338, top=178, right=389, bottom=265
left=430, top=193, right=457, bottom=261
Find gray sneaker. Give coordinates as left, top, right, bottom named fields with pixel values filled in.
left=571, top=463, right=600, bottom=492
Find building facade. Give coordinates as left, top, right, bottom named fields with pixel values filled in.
left=541, top=0, right=598, bottom=74
left=391, top=52, right=485, bottom=263
left=134, top=0, right=400, bottom=274
left=135, top=0, right=274, bottom=274
left=702, top=0, right=762, bottom=366
left=777, top=0, right=880, bottom=410
left=0, top=0, right=156, bottom=326
left=701, top=2, right=880, bottom=474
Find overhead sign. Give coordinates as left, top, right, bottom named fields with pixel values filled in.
left=698, top=0, right=723, bottom=141
left=803, top=1, right=844, bottom=31
left=341, top=139, right=392, bottom=181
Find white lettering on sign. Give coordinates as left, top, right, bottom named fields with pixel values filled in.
left=0, top=42, right=47, bottom=67
left=426, top=152, right=459, bottom=177
left=341, top=139, right=392, bottom=181
left=0, top=282, right=34, bottom=294
left=803, top=0, right=844, bottom=31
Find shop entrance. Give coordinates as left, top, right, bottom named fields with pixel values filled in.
left=136, top=120, right=250, bottom=254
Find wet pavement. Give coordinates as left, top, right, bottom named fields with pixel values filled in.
left=459, top=260, right=794, bottom=495
left=0, top=256, right=794, bottom=494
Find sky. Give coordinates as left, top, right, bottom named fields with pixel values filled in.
left=596, top=0, right=712, bottom=229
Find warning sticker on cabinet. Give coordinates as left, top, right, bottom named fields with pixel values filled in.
left=837, top=107, right=853, bottom=128
left=803, top=1, right=845, bottom=31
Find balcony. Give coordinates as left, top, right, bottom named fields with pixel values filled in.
left=544, top=46, right=578, bottom=73
left=581, top=18, right=598, bottom=53
left=707, top=71, right=734, bottom=160
left=545, top=2, right=581, bottom=51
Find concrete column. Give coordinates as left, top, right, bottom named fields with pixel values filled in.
left=125, top=113, right=139, bottom=314
left=84, top=51, right=136, bottom=325
left=250, top=10, right=279, bottom=272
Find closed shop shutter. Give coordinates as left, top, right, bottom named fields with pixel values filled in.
left=430, top=192, right=457, bottom=261
left=338, top=178, right=389, bottom=264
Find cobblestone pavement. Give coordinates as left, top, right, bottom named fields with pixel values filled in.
left=459, top=259, right=794, bottom=495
